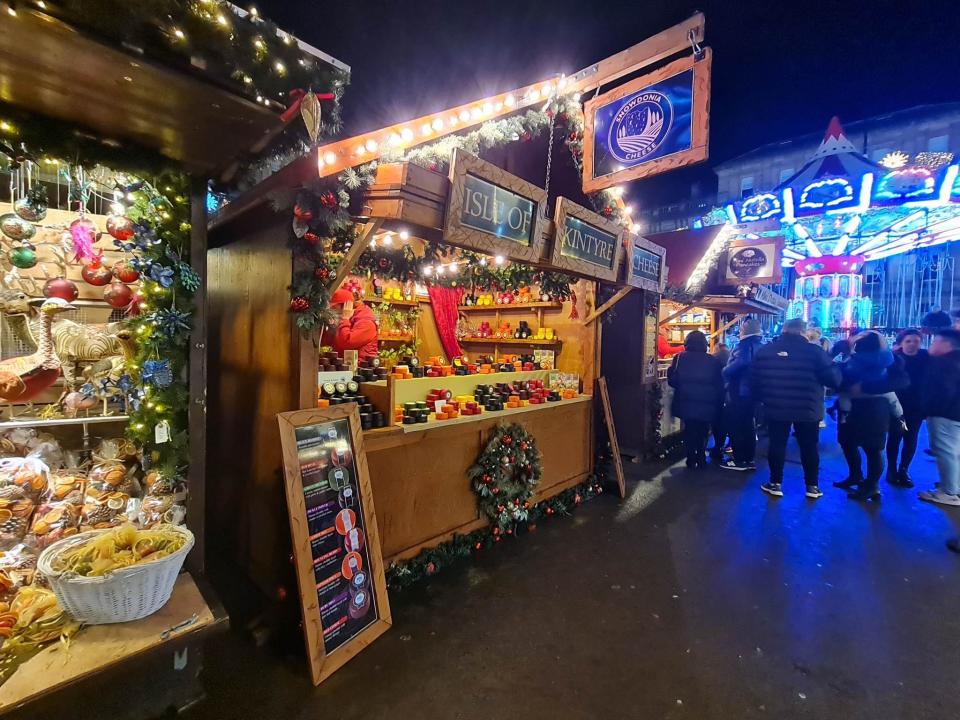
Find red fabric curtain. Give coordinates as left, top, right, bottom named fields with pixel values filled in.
left=428, top=286, right=464, bottom=360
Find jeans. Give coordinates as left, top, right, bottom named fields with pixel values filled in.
left=842, top=442, right=884, bottom=487
left=886, top=415, right=922, bottom=474
left=928, top=416, right=960, bottom=495
left=766, top=420, right=820, bottom=486
left=727, top=399, right=757, bottom=464
left=682, top=419, right=710, bottom=465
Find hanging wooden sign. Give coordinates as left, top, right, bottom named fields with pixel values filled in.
left=625, top=235, right=667, bottom=292
left=277, top=405, right=392, bottom=685
left=582, top=49, right=712, bottom=193
left=443, top=148, right=547, bottom=264
left=550, top=197, right=626, bottom=282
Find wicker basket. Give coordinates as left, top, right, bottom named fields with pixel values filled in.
left=38, top=525, right=194, bottom=625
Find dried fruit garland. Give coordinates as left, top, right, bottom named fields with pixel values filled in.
left=468, top=423, right=542, bottom=534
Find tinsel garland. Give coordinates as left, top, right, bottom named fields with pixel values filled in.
left=386, top=479, right=604, bottom=591
left=643, top=382, right=684, bottom=461
left=467, top=423, right=542, bottom=532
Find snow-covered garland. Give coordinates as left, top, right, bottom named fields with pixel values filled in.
left=288, top=95, right=631, bottom=330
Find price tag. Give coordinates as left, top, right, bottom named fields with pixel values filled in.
left=155, top=420, right=171, bottom=444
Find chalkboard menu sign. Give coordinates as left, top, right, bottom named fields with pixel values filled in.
left=278, top=406, right=391, bottom=685
left=549, top=197, right=625, bottom=282
left=625, top=235, right=667, bottom=292
left=444, top=149, right=547, bottom=264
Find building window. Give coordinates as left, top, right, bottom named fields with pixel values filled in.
left=870, top=148, right=890, bottom=162
left=779, top=167, right=795, bottom=184
left=928, top=135, right=949, bottom=152
left=740, top=175, right=754, bottom=199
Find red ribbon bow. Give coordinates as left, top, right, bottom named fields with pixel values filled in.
left=281, top=89, right=336, bottom=123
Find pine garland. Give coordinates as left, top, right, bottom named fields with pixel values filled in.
left=468, top=423, right=542, bottom=533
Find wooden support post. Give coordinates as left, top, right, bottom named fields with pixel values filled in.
left=710, top=314, right=742, bottom=340
left=658, top=303, right=695, bottom=327
left=584, top=286, right=632, bottom=325
left=597, top=377, right=626, bottom=499
left=186, top=175, right=207, bottom=577
left=328, top=218, right=383, bottom=294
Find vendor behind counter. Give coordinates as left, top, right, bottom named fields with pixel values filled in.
left=323, top=289, right=379, bottom=361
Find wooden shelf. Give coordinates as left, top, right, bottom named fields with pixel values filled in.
left=667, top=321, right=711, bottom=326
left=0, top=414, right=129, bottom=431
left=378, top=334, right=414, bottom=343
left=393, top=395, right=591, bottom=434
left=460, top=337, right=561, bottom=347
left=370, top=298, right=421, bottom=308
left=458, top=302, right=563, bottom=312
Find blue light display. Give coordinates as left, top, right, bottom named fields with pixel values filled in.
left=798, top=178, right=855, bottom=210
left=739, top=192, right=782, bottom=222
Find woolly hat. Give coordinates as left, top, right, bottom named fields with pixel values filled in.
left=740, top=318, right=762, bottom=338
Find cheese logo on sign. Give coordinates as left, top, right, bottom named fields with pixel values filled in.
left=608, top=91, right=674, bottom=163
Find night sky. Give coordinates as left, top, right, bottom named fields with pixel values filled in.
left=260, top=0, right=960, bottom=201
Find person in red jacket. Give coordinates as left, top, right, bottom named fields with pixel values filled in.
left=326, top=289, right=379, bottom=361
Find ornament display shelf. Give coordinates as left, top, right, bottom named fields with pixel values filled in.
left=378, top=334, right=415, bottom=343
left=371, top=298, right=424, bottom=308
left=460, top=337, right=562, bottom=347
left=458, top=302, right=562, bottom=312
left=393, top=394, right=590, bottom=434
left=0, top=574, right=223, bottom=714
left=0, top=413, right=129, bottom=431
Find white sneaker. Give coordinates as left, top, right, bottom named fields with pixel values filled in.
left=918, top=490, right=960, bottom=507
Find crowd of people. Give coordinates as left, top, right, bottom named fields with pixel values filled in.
left=666, top=317, right=960, bottom=552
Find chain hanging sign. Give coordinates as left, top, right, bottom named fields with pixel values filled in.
left=582, top=49, right=712, bottom=193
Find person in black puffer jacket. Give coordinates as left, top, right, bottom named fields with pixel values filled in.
left=719, top=318, right=764, bottom=470
left=750, top=318, right=840, bottom=498
left=885, top=329, right=929, bottom=488
left=667, top=330, right=724, bottom=469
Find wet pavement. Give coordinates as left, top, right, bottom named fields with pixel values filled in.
left=184, top=424, right=960, bottom=720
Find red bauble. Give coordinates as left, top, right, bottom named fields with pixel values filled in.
left=314, top=266, right=330, bottom=281
left=106, top=214, right=135, bottom=241
left=290, top=296, right=310, bottom=312
left=602, top=207, right=613, bottom=217
left=104, top=282, right=134, bottom=308
left=474, top=542, right=482, bottom=551
left=502, top=436, right=513, bottom=446
left=304, top=232, right=320, bottom=245
left=425, top=562, right=436, bottom=575
left=113, top=260, right=140, bottom=283
left=81, top=259, right=113, bottom=287
left=492, top=487, right=500, bottom=495
left=520, top=442, right=528, bottom=450
left=43, top=277, right=78, bottom=302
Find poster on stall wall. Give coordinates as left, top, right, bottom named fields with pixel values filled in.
left=582, top=49, right=712, bottom=193
left=720, top=237, right=784, bottom=285
left=277, top=406, right=391, bottom=685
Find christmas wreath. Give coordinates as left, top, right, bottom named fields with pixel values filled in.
left=468, top=423, right=542, bottom=534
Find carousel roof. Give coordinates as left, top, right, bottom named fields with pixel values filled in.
left=775, top=117, right=881, bottom=193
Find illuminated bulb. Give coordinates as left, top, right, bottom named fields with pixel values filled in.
left=242, top=75, right=252, bottom=84
left=630, top=223, right=640, bottom=233
left=479, top=258, right=487, bottom=266
left=254, top=38, right=265, bottom=50
left=436, top=265, right=445, bottom=276
left=389, top=133, right=402, bottom=147
left=623, top=205, right=633, bottom=215
left=470, top=107, right=482, bottom=120
left=147, top=402, right=155, bottom=409
left=217, top=13, right=228, bottom=26
left=420, top=123, right=432, bottom=136
left=274, top=61, right=286, bottom=74
left=36, top=0, right=45, bottom=7
left=256, top=94, right=264, bottom=103
left=529, top=89, right=540, bottom=102
left=248, top=5, right=258, bottom=16
left=355, top=145, right=366, bottom=156
left=282, top=33, right=293, bottom=45
left=494, top=255, right=505, bottom=266
left=449, top=116, right=458, bottom=126
left=611, top=186, right=624, bottom=197
left=432, top=117, right=444, bottom=131
left=365, top=138, right=378, bottom=152
left=494, top=101, right=503, bottom=112
left=173, top=28, right=185, bottom=40
left=573, top=92, right=581, bottom=101
left=542, top=83, right=553, bottom=96
left=400, top=127, right=414, bottom=142
left=369, top=239, right=376, bottom=249
left=423, top=265, right=433, bottom=276
left=482, top=102, right=493, bottom=115
left=504, top=95, right=516, bottom=107
left=382, top=233, right=393, bottom=246
left=448, top=262, right=458, bottom=273
left=126, top=192, right=136, bottom=201
left=558, top=76, right=568, bottom=89
left=323, top=151, right=337, bottom=165
left=110, top=202, right=124, bottom=215
left=459, top=110, right=470, bottom=122
left=134, top=423, right=145, bottom=430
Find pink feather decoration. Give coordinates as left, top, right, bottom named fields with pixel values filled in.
left=69, top=218, right=97, bottom=262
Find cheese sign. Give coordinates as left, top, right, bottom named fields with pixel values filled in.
left=559, top=215, right=618, bottom=270
left=631, top=244, right=662, bottom=285
left=460, top=173, right=535, bottom=247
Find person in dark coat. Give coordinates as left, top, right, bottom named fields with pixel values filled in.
left=921, top=304, right=951, bottom=333
left=709, top=342, right=732, bottom=462
left=667, top=330, right=724, bottom=469
left=885, top=329, right=929, bottom=488
left=918, top=329, right=960, bottom=507
left=833, top=332, right=910, bottom=502
left=719, top=318, right=764, bottom=471
left=750, top=317, right=840, bottom=498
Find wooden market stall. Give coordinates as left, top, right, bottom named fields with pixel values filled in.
left=0, top=4, right=347, bottom=716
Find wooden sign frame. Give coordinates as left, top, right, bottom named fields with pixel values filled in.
left=550, top=197, right=626, bottom=282
left=625, top=234, right=667, bottom=292
left=277, top=405, right=392, bottom=685
left=719, top=236, right=785, bottom=286
left=443, top=148, right=547, bottom=264
left=582, top=49, right=712, bottom=193
left=597, top=377, right=626, bottom=499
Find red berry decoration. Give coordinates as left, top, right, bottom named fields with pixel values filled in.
left=81, top=258, right=113, bottom=287
left=492, top=487, right=499, bottom=495
left=43, top=277, right=78, bottom=302
left=314, top=266, right=330, bottom=281
left=602, top=207, right=613, bottom=217
left=520, top=442, right=528, bottom=450
left=304, top=232, right=320, bottom=245
left=293, top=204, right=313, bottom=222
left=112, top=260, right=140, bottom=283
left=319, top=191, right=337, bottom=209
left=104, top=281, right=134, bottom=309
left=502, top=436, right=512, bottom=446
left=290, top=296, right=310, bottom=312
left=474, top=542, right=482, bottom=551
left=426, top=562, right=436, bottom=575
